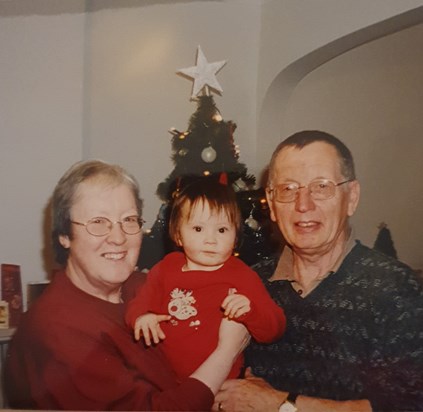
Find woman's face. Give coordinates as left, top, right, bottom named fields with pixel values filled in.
left=59, top=179, right=142, bottom=299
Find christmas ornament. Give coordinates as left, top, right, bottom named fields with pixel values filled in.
left=201, top=145, right=217, bottom=163
left=245, top=216, right=259, bottom=230
left=245, top=208, right=260, bottom=231
left=233, top=178, right=248, bottom=192
left=219, top=172, right=228, bottom=185
left=213, top=113, right=223, bottom=122
left=178, top=148, right=188, bottom=157
left=178, top=46, right=226, bottom=98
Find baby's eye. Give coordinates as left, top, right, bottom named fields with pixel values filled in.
left=193, top=226, right=202, bottom=232
left=218, top=227, right=228, bottom=233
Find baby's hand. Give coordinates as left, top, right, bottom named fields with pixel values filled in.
left=133, top=313, right=171, bottom=346
left=221, top=290, right=251, bottom=319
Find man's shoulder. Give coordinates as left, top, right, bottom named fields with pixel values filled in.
left=348, top=241, right=415, bottom=274
left=345, top=241, right=422, bottom=293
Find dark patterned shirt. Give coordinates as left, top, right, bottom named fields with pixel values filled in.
left=245, top=241, right=423, bottom=412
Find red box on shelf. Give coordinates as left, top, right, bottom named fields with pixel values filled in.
left=1, top=264, right=23, bottom=327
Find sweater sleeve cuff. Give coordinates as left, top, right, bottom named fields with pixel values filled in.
left=177, top=377, right=215, bottom=410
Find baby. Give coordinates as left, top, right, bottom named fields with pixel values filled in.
left=126, top=177, right=286, bottom=379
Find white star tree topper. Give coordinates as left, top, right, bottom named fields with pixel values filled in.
left=178, top=46, right=227, bottom=98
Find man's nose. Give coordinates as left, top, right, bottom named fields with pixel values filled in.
left=294, top=187, right=316, bottom=212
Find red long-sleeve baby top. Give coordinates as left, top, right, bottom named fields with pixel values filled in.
left=126, top=252, right=286, bottom=380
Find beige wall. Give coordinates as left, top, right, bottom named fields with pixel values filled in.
left=0, top=1, right=86, bottom=299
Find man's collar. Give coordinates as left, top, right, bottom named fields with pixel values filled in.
left=269, top=229, right=356, bottom=283
left=270, top=246, right=294, bottom=282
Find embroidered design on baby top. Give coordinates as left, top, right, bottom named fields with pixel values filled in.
left=168, top=288, right=199, bottom=327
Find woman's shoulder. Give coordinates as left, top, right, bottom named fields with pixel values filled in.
left=122, top=271, right=148, bottom=301
left=17, top=273, right=82, bottom=337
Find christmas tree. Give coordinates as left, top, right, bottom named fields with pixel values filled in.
left=156, top=95, right=255, bottom=201
left=137, top=47, right=281, bottom=270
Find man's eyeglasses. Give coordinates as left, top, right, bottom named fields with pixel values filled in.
left=267, top=179, right=354, bottom=203
left=71, top=216, right=145, bottom=236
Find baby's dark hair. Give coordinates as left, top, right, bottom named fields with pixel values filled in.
left=168, top=177, right=241, bottom=245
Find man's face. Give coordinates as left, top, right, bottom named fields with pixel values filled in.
left=267, top=142, right=360, bottom=256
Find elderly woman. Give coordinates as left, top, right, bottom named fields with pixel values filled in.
left=5, top=160, right=249, bottom=411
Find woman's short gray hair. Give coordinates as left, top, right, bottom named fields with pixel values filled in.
left=51, top=160, right=143, bottom=265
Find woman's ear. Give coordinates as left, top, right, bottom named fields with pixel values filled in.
left=59, top=235, right=70, bottom=249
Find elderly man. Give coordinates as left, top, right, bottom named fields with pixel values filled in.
left=214, top=130, right=423, bottom=412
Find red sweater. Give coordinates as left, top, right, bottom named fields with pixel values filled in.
left=5, top=271, right=214, bottom=411
left=126, top=252, right=286, bottom=379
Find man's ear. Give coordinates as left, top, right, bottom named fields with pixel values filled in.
left=265, top=189, right=277, bottom=222
left=59, top=235, right=70, bottom=249
left=347, top=180, right=361, bottom=217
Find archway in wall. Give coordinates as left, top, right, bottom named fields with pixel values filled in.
left=257, top=5, right=423, bottom=172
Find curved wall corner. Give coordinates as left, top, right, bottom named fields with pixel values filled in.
left=257, top=6, right=423, bottom=168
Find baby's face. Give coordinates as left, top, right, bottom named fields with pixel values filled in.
left=177, top=200, right=236, bottom=272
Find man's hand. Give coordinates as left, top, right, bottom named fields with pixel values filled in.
left=213, top=368, right=286, bottom=412
left=213, top=368, right=373, bottom=412
left=133, top=313, right=171, bottom=346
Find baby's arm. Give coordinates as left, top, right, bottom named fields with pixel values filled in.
left=133, top=313, right=171, bottom=346
left=221, top=289, right=251, bottom=319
